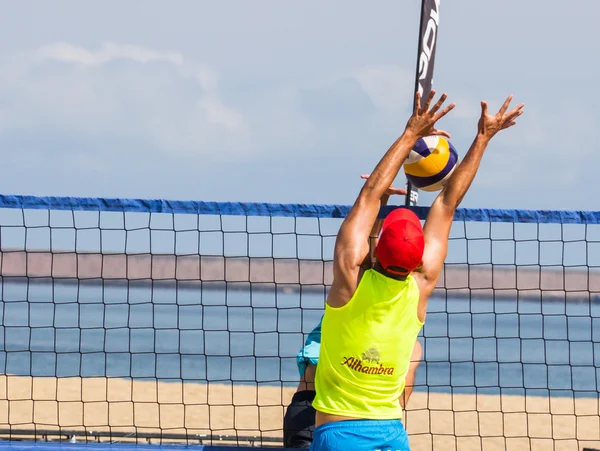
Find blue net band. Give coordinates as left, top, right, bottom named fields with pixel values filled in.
left=1, top=194, right=600, bottom=224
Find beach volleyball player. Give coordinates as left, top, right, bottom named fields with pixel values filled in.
left=305, top=91, right=524, bottom=451
left=283, top=178, right=423, bottom=448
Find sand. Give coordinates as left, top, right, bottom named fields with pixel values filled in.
left=0, top=375, right=598, bottom=450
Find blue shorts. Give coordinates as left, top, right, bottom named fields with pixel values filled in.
left=309, top=419, right=410, bottom=451
left=296, top=317, right=323, bottom=377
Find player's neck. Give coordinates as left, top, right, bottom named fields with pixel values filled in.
left=373, top=262, right=409, bottom=281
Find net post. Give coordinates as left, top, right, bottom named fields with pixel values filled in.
left=406, top=0, right=441, bottom=207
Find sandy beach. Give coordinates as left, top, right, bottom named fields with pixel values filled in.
left=0, top=375, right=598, bottom=450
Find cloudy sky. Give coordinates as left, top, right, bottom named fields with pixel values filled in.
left=0, top=0, right=598, bottom=211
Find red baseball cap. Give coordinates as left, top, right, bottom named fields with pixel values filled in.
left=376, top=208, right=425, bottom=276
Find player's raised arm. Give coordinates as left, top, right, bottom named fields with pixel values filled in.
left=327, top=91, right=455, bottom=308
left=414, top=95, right=525, bottom=307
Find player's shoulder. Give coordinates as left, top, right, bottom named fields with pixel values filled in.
left=327, top=267, right=368, bottom=308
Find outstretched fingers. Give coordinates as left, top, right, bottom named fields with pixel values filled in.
left=481, top=101, right=489, bottom=117
left=501, top=120, right=518, bottom=131
left=497, top=94, right=514, bottom=116
left=505, top=103, right=525, bottom=120
left=388, top=187, right=409, bottom=195
left=422, top=90, right=436, bottom=113
left=414, top=92, right=421, bottom=114
left=429, top=92, right=448, bottom=115
left=432, top=101, right=456, bottom=122
left=501, top=103, right=525, bottom=128
left=478, top=95, right=524, bottom=136
left=406, top=90, right=455, bottom=138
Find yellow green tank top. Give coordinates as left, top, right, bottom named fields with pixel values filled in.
left=312, top=269, right=423, bottom=420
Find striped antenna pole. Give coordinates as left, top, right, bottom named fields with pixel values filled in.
left=406, top=0, right=441, bottom=207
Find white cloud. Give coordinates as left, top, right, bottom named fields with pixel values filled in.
left=36, top=42, right=184, bottom=67
left=0, top=42, right=249, bottom=159
left=351, top=65, right=414, bottom=111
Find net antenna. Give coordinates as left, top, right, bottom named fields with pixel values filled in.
left=406, top=0, right=441, bottom=207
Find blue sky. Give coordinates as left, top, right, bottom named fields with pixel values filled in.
left=0, top=0, right=598, bottom=211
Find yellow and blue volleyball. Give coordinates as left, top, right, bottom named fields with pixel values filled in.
left=404, top=136, right=459, bottom=192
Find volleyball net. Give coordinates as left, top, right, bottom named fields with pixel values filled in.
left=0, top=195, right=599, bottom=451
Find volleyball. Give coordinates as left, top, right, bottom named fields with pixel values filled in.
left=404, top=135, right=459, bottom=192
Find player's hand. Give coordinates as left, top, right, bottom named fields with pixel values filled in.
left=405, top=90, right=455, bottom=139
left=361, top=174, right=407, bottom=196
left=478, top=95, right=524, bottom=139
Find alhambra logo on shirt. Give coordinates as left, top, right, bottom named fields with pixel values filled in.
left=341, top=347, right=395, bottom=376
